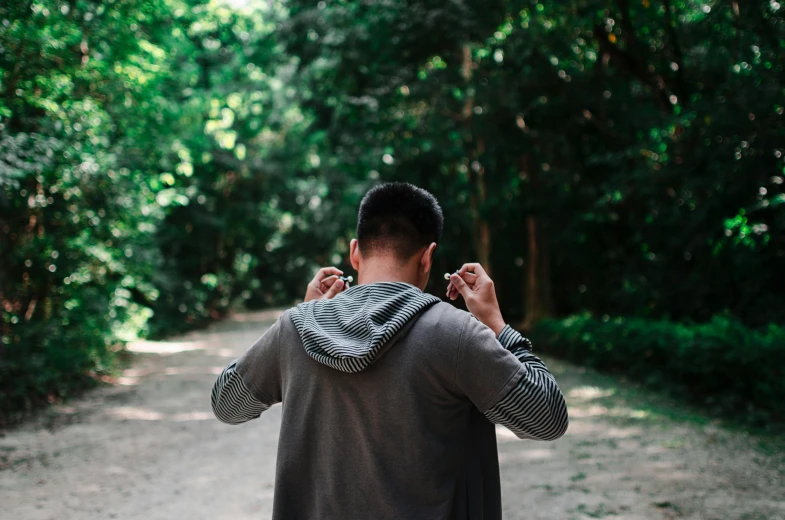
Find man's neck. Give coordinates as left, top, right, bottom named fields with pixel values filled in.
left=357, top=257, right=421, bottom=288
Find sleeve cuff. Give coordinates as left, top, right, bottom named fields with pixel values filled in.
left=497, top=324, right=533, bottom=352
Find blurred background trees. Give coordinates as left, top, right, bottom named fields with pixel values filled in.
left=1, top=0, right=783, bottom=424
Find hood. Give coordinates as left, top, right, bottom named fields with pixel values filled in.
left=290, top=281, right=441, bottom=373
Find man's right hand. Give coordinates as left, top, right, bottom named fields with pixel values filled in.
left=304, top=266, right=348, bottom=302
left=447, top=263, right=506, bottom=336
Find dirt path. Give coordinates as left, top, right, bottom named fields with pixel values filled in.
left=1, top=311, right=784, bottom=520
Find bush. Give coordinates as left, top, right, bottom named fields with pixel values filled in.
left=531, top=315, right=785, bottom=425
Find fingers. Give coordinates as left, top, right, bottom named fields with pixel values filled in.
left=321, top=275, right=349, bottom=293
left=314, top=266, right=343, bottom=282
left=459, top=272, right=478, bottom=284
left=449, top=273, right=471, bottom=299
left=323, top=278, right=345, bottom=299
left=458, top=263, right=489, bottom=281
left=310, top=266, right=343, bottom=287
left=446, top=270, right=478, bottom=300
left=446, top=273, right=477, bottom=287
left=320, top=275, right=338, bottom=291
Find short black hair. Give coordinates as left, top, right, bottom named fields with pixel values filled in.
left=356, top=182, right=443, bottom=260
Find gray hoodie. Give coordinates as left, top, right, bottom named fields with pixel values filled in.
left=212, top=282, right=568, bottom=519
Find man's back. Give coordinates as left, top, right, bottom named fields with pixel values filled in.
left=212, top=281, right=568, bottom=519
left=275, top=302, right=489, bottom=519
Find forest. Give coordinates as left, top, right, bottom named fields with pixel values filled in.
left=1, top=0, right=783, bottom=426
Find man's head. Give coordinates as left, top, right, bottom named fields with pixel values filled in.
left=349, top=182, right=443, bottom=289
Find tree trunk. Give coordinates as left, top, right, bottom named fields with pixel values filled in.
left=474, top=138, right=491, bottom=271
left=520, top=153, right=552, bottom=331
left=522, top=215, right=553, bottom=331
left=461, top=45, right=491, bottom=272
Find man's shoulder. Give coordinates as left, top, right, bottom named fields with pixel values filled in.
left=414, top=301, right=473, bottom=337
left=420, top=301, right=502, bottom=343
left=422, top=300, right=469, bottom=319
left=274, top=307, right=300, bottom=340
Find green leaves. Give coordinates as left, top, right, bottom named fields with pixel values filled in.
left=0, top=0, right=208, bottom=419
left=286, top=0, right=785, bottom=326
left=533, top=314, right=785, bottom=426
left=2, top=0, right=784, bottom=421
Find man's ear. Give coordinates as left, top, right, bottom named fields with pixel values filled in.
left=420, top=242, right=437, bottom=274
left=349, top=238, right=361, bottom=270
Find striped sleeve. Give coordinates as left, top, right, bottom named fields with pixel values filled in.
left=211, top=360, right=269, bottom=425
left=497, top=324, right=533, bottom=353
left=484, top=325, right=569, bottom=441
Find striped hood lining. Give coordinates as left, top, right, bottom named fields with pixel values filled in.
left=290, top=281, right=441, bottom=373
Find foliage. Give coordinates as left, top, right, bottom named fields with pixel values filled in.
left=0, top=0, right=180, bottom=419
left=532, top=314, right=785, bottom=425
left=1, top=0, right=784, bottom=421
left=0, top=0, right=333, bottom=420
left=285, top=0, right=785, bottom=325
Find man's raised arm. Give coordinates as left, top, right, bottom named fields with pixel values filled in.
left=448, top=263, right=569, bottom=441
left=211, top=266, right=348, bottom=425
left=210, top=316, right=283, bottom=425
left=486, top=325, right=568, bottom=440
left=211, top=360, right=271, bottom=425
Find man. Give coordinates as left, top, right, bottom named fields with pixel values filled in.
left=211, top=182, right=569, bottom=519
